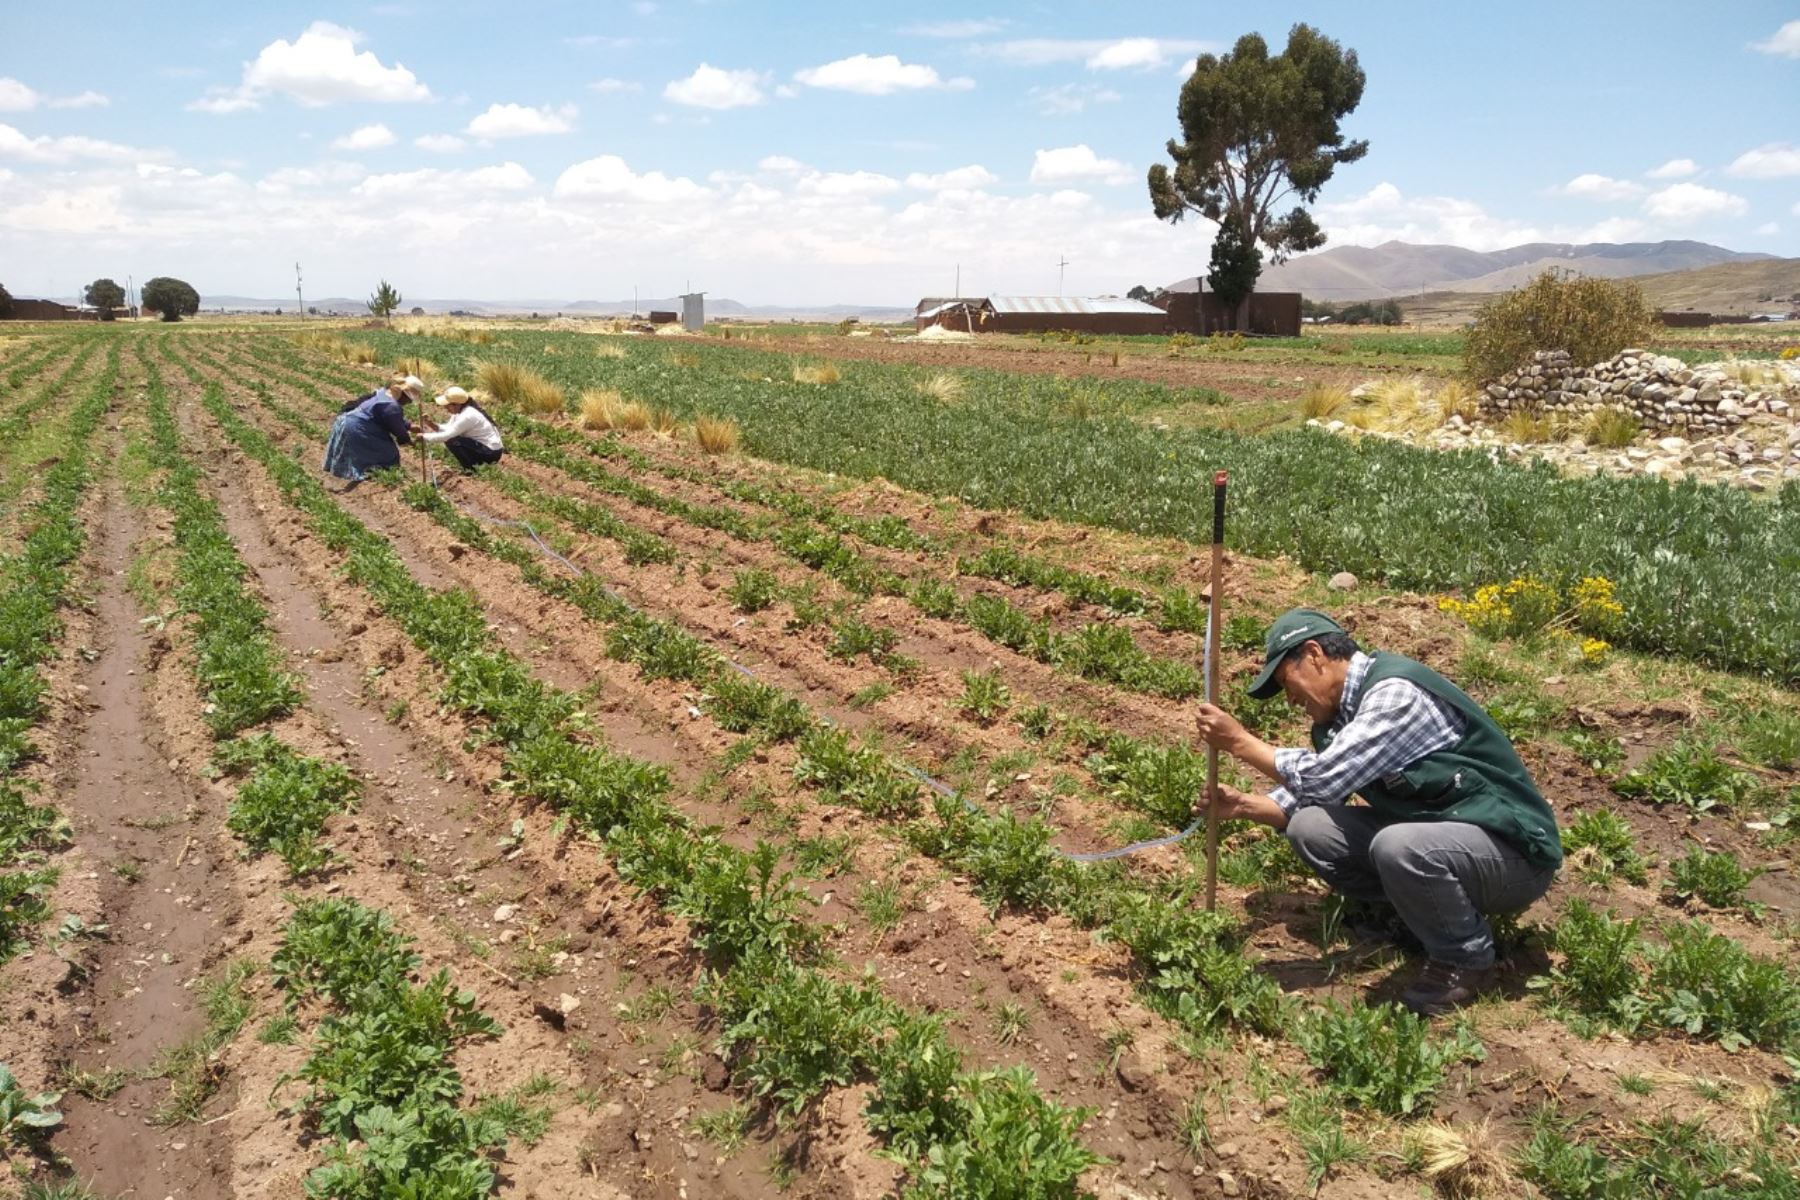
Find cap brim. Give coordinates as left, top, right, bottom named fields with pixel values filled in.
left=433, top=395, right=450, bottom=406
left=1246, top=650, right=1292, bottom=700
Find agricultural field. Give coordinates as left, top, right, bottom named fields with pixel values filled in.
left=0, top=319, right=1797, bottom=1200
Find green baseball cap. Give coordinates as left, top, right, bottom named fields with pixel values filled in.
left=1246, top=608, right=1346, bottom=700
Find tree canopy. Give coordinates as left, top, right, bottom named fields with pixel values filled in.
left=84, top=278, right=126, bottom=320
left=1205, top=217, right=1263, bottom=327
left=0, top=282, right=12, bottom=320
left=1149, top=24, right=1367, bottom=288
left=141, top=277, right=200, bottom=322
left=368, top=279, right=403, bottom=323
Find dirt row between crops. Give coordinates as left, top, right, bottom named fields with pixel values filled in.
left=184, top=333, right=1800, bottom=1194
left=164, top=348, right=1270, bottom=1199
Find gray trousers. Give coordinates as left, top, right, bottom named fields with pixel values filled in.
left=1285, top=805, right=1556, bottom=969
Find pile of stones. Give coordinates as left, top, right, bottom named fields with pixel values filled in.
left=1478, top=349, right=1792, bottom=433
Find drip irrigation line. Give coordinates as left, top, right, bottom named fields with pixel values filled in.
left=421, top=458, right=1209, bottom=863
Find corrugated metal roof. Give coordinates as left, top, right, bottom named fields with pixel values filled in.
left=988, top=296, right=1164, bottom=316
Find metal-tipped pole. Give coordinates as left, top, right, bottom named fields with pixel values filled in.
left=1203, top=470, right=1228, bottom=911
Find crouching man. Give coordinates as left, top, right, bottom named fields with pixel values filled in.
left=1193, top=608, right=1561, bottom=1015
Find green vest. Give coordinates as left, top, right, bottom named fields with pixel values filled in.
left=1310, top=653, right=1563, bottom=869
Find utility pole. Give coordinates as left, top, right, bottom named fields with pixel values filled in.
left=295, top=262, right=305, bottom=318
left=1057, top=254, right=1070, bottom=297
left=126, top=274, right=136, bottom=320
left=954, top=263, right=960, bottom=299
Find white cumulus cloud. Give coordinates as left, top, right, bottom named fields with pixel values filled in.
left=1750, top=19, right=1800, bottom=57
left=191, top=21, right=430, bottom=112
left=1029, top=144, right=1132, bottom=186
left=906, top=165, right=998, bottom=191
left=758, top=155, right=807, bottom=173
left=588, top=78, right=641, bottom=94
left=1641, top=182, right=1748, bottom=222
left=1559, top=173, right=1643, bottom=202
left=414, top=133, right=467, bottom=153
left=795, top=170, right=901, bottom=198
left=0, top=77, right=110, bottom=111
left=663, top=64, right=764, bottom=110
left=331, top=123, right=397, bottom=151
left=1726, top=142, right=1800, bottom=179
left=1028, top=83, right=1121, bottom=116
left=554, top=154, right=710, bottom=203
left=1645, top=158, right=1699, bottom=180
left=986, top=37, right=1210, bottom=70
left=793, top=54, right=973, bottom=95
left=0, top=122, right=160, bottom=165
left=466, top=103, right=577, bottom=138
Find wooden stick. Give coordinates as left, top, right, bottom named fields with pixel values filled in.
left=414, top=356, right=429, bottom=484
left=1203, top=470, right=1228, bottom=912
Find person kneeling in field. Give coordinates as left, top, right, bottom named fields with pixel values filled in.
left=323, top=372, right=421, bottom=486
left=1192, top=608, right=1561, bottom=1015
left=412, top=386, right=504, bottom=472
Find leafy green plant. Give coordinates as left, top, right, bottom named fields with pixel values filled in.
left=1647, top=921, right=1800, bottom=1051
left=1105, top=892, right=1285, bottom=1035
left=1738, top=705, right=1800, bottom=770
left=1537, top=901, right=1646, bottom=1026
left=957, top=669, right=1012, bottom=724
left=725, top=568, right=780, bottom=613
left=1559, top=730, right=1626, bottom=776
left=1614, top=738, right=1757, bottom=814
left=1560, top=810, right=1648, bottom=885
left=1665, top=846, right=1762, bottom=909
left=215, top=736, right=360, bottom=876
left=0, top=1062, right=63, bottom=1148
left=1295, top=1001, right=1485, bottom=1116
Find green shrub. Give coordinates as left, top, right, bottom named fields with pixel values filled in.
left=1295, top=1000, right=1485, bottom=1116
left=957, top=669, right=1012, bottom=724
left=1105, top=892, right=1285, bottom=1035
left=1665, top=845, right=1761, bottom=909
left=1613, top=738, right=1757, bottom=813
left=1559, top=810, right=1648, bottom=885
left=1538, top=901, right=1645, bottom=1025
left=725, top=568, right=779, bottom=613
left=1463, top=270, right=1654, bottom=382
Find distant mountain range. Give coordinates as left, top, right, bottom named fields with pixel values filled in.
left=1168, top=239, right=1777, bottom=301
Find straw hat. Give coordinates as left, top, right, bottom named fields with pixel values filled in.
left=392, top=374, right=425, bottom=400
left=434, top=386, right=470, bottom=408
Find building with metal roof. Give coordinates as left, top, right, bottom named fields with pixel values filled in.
left=913, top=295, right=1169, bottom=335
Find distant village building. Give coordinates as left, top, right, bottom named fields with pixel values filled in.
left=913, top=295, right=1168, bottom=336
left=2, top=298, right=94, bottom=321
left=1159, top=281, right=1303, bottom=337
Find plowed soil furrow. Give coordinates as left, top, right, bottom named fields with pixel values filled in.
left=171, top=340, right=1247, bottom=1195
left=32, top=376, right=241, bottom=1197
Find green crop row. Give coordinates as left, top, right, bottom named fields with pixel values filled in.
left=273, top=896, right=508, bottom=1197
left=177, top=345, right=1107, bottom=1197
left=1537, top=900, right=1800, bottom=1053
left=0, top=343, right=100, bottom=528
left=0, top=340, right=114, bottom=961
left=387, top=435, right=1292, bottom=1045
left=140, top=354, right=300, bottom=737
left=353, top=328, right=1800, bottom=681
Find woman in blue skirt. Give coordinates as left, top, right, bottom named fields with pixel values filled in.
left=322, top=373, right=422, bottom=486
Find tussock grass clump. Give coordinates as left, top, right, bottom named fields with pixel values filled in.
left=389, top=356, right=444, bottom=385
left=1720, top=357, right=1779, bottom=387
left=917, top=372, right=965, bottom=403
left=792, top=361, right=842, bottom=386
left=1582, top=406, right=1639, bottom=448
left=648, top=406, right=679, bottom=437
left=1300, top=385, right=1350, bottom=421
left=1408, top=1120, right=1515, bottom=1200
left=474, top=359, right=565, bottom=415
left=291, top=330, right=378, bottom=366
left=590, top=340, right=627, bottom=360
left=1437, top=379, right=1480, bottom=423
left=612, top=400, right=652, bottom=431
left=577, top=388, right=623, bottom=430
left=1500, top=410, right=1553, bottom=444
left=693, top=415, right=741, bottom=455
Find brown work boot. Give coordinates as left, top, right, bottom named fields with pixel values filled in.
left=1400, top=960, right=1495, bottom=1016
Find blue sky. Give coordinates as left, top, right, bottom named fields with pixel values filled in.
left=2, top=2, right=1796, bottom=305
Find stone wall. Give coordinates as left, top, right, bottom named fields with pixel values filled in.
left=1480, top=349, right=1791, bottom=433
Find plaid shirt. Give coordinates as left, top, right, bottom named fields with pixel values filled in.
left=1268, top=653, right=1465, bottom=817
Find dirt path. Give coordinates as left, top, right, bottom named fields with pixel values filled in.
left=51, top=426, right=240, bottom=1197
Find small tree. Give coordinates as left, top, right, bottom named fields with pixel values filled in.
left=1149, top=24, right=1368, bottom=299
left=1464, top=270, right=1655, bottom=382
left=1205, top=216, right=1263, bottom=331
left=368, top=279, right=402, bottom=324
left=0, top=282, right=12, bottom=320
left=141, top=277, right=200, bottom=322
left=1126, top=284, right=1156, bottom=302
left=84, top=278, right=126, bottom=320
